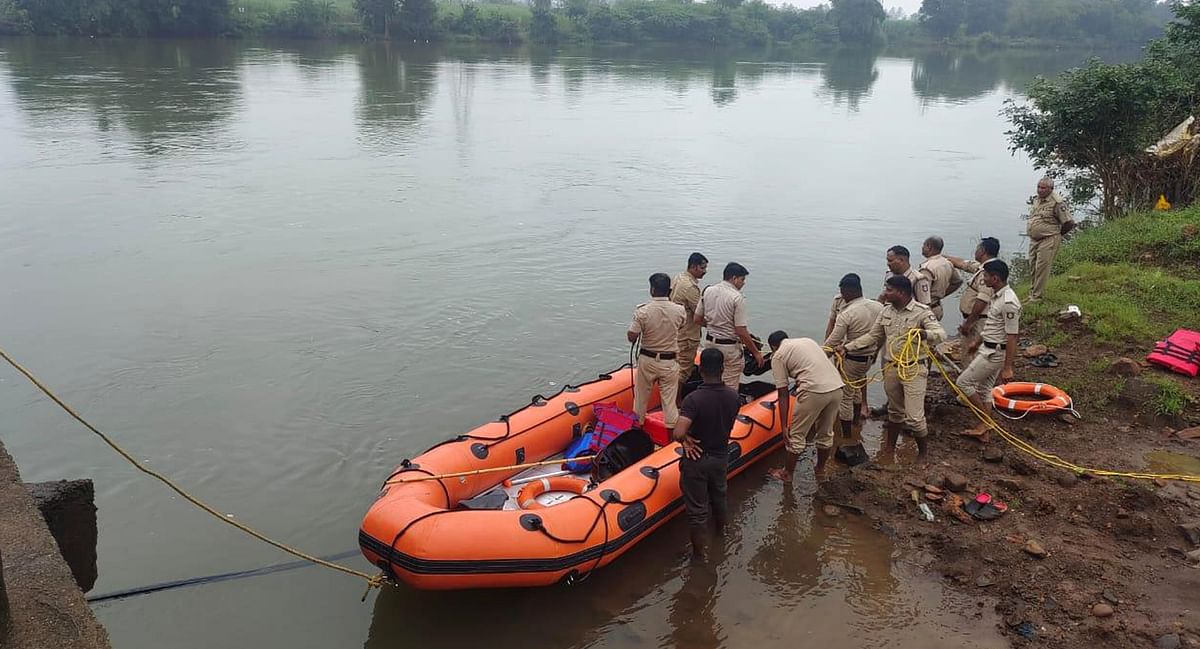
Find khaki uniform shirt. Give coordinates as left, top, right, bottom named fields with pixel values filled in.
left=669, top=271, right=702, bottom=343
left=958, top=259, right=995, bottom=315
left=695, top=280, right=747, bottom=341
left=1027, top=192, right=1072, bottom=240
left=979, top=285, right=1021, bottom=344
left=829, top=294, right=846, bottom=319
left=771, top=338, right=844, bottom=394
left=628, top=297, right=686, bottom=353
left=845, top=300, right=946, bottom=363
left=919, top=254, right=960, bottom=306
left=884, top=267, right=933, bottom=307
left=823, top=297, right=884, bottom=353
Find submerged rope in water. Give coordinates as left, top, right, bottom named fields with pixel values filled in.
left=87, top=549, right=362, bottom=603
left=0, top=346, right=388, bottom=597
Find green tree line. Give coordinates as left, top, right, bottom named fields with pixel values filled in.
left=0, top=0, right=1177, bottom=46
left=1005, top=1, right=1200, bottom=216
left=917, top=0, right=1174, bottom=45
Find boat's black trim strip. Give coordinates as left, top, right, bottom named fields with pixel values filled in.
left=359, top=432, right=784, bottom=576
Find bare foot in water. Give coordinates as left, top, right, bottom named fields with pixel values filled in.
left=767, top=468, right=793, bottom=484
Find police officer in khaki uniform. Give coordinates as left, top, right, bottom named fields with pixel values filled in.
left=765, top=333, right=844, bottom=482
left=822, top=274, right=883, bottom=437
left=628, top=273, right=687, bottom=432
left=840, top=275, right=946, bottom=462
left=956, top=260, right=1020, bottom=443
left=695, top=262, right=764, bottom=391
left=670, top=253, right=708, bottom=393
left=947, top=237, right=1000, bottom=342
left=918, top=236, right=961, bottom=321
left=1027, top=177, right=1076, bottom=302
left=880, top=245, right=932, bottom=307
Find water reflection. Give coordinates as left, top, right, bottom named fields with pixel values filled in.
left=1, top=38, right=243, bottom=154
left=668, top=559, right=724, bottom=649
left=355, top=44, right=438, bottom=149
left=911, top=50, right=1003, bottom=104
left=818, top=48, right=881, bottom=111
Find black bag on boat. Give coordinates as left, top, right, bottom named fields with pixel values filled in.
left=738, top=380, right=777, bottom=400
left=591, top=428, right=655, bottom=483
left=456, top=490, right=508, bottom=511
left=743, top=348, right=772, bottom=376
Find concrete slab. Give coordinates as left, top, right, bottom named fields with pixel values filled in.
left=0, top=441, right=109, bottom=649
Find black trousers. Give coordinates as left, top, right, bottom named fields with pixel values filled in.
left=679, top=453, right=728, bottom=529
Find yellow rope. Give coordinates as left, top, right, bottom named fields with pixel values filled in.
left=827, top=328, right=1200, bottom=483
left=825, top=328, right=931, bottom=388
left=922, top=339, right=1200, bottom=484
left=0, top=347, right=389, bottom=596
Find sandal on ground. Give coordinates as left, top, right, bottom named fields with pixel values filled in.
left=1030, top=353, right=1059, bottom=368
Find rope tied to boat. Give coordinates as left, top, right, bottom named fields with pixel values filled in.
left=0, top=346, right=390, bottom=599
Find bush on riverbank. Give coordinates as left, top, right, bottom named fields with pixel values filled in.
left=1021, top=205, right=1200, bottom=345
left=1005, top=2, right=1200, bottom=218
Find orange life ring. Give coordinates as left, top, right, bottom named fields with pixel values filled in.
left=992, top=382, right=1072, bottom=413
left=517, top=476, right=590, bottom=510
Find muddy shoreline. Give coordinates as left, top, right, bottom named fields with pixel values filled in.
left=817, top=335, right=1200, bottom=648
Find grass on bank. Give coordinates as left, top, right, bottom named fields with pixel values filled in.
left=1020, top=205, right=1200, bottom=345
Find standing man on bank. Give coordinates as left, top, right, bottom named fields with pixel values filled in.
left=840, top=276, right=945, bottom=462
left=880, top=245, right=933, bottom=308
left=766, top=332, right=844, bottom=482
left=628, top=273, right=687, bottom=433
left=1027, top=176, right=1076, bottom=302
left=671, top=253, right=708, bottom=394
left=823, top=274, right=884, bottom=434
left=918, top=236, right=961, bottom=321
left=673, top=348, right=741, bottom=560
left=956, top=260, right=1020, bottom=443
left=695, top=262, right=764, bottom=391
left=947, top=237, right=1000, bottom=341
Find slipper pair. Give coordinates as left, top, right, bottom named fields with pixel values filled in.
left=1030, top=353, right=1059, bottom=368
left=962, top=492, right=1007, bottom=520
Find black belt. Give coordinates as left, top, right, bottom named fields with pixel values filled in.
left=705, top=335, right=738, bottom=345
left=844, top=354, right=872, bottom=362
left=640, top=349, right=677, bottom=360
left=982, top=341, right=1006, bottom=350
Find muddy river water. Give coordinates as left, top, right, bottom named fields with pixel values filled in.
left=0, top=37, right=1119, bottom=648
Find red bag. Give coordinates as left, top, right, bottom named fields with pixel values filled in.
left=1147, top=329, right=1200, bottom=377
left=563, top=402, right=636, bottom=471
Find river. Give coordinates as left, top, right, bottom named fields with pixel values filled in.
left=0, top=37, right=1113, bottom=648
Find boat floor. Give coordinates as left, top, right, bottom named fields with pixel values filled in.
left=496, top=457, right=591, bottom=510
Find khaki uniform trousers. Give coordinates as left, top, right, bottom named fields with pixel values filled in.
left=1028, top=235, right=1062, bottom=300
left=703, top=340, right=743, bottom=391
left=634, top=356, right=680, bottom=428
left=677, top=338, right=700, bottom=382
left=882, top=364, right=929, bottom=438
left=956, top=347, right=1004, bottom=398
left=786, top=388, right=842, bottom=454
left=838, top=356, right=872, bottom=422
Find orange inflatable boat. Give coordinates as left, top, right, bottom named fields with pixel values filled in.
left=359, top=362, right=784, bottom=590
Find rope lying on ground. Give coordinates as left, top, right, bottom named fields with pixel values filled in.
left=0, top=346, right=388, bottom=598
left=926, top=344, right=1200, bottom=484
left=824, top=328, right=1200, bottom=483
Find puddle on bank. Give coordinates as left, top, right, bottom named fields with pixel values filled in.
left=367, top=422, right=1006, bottom=649
left=1145, top=450, right=1200, bottom=476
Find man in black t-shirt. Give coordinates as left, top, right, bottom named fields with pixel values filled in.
left=673, top=347, right=740, bottom=560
